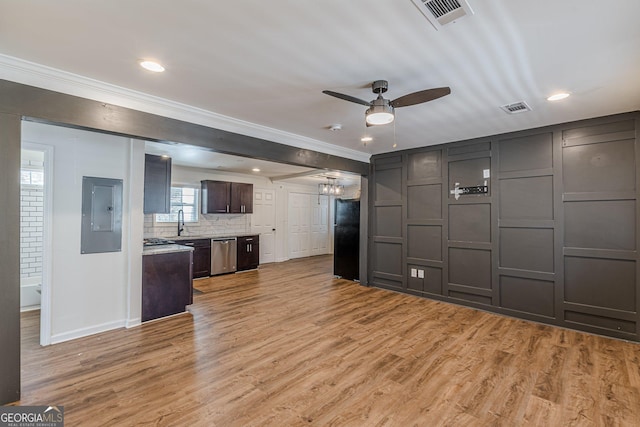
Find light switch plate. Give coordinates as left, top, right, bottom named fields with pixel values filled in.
left=417, top=269, right=425, bottom=279
left=411, top=268, right=417, bottom=278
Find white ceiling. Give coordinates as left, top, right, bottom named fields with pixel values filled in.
left=1, top=1, right=639, bottom=159
left=145, top=140, right=361, bottom=187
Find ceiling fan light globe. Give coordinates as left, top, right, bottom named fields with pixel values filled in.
left=366, top=102, right=395, bottom=125
left=366, top=111, right=394, bottom=125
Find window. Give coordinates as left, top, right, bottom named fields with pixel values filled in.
left=155, top=186, right=199, bottom=223
left=21, top=169, right=44, bottom=186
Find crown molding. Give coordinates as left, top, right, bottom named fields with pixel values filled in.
left=0, top=54, right=370, bottom=163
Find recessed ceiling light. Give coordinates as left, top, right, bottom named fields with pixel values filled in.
left=329, top=124, right=342, bottom=131
left=547, top=92, right=570, bottom=101
left=139, top=60, right=165, bottom=73
left=392, top=143, right=398, bottom=148
left=361, top=136, right=373, bottom=142
left=252, top=168, right=261, bottom=172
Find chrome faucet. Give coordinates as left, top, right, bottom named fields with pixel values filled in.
left=177, top=209, right=185, bottom=236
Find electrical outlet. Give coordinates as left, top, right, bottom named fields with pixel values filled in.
left=417, top=269, right=425, bottom=279
left=411, top=268, right=417, bottom=278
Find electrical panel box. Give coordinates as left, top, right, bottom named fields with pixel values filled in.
left=81, top=176, right=123, bottom=254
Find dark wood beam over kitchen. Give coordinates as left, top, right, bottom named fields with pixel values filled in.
left=0, top=80, right=369, bottom=176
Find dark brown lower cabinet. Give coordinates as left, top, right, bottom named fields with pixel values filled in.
left=237, top=235, right=259, bottom=271
left=142, top=250, right=193, bottom=322
left=180, top=239, right=211, bottom=278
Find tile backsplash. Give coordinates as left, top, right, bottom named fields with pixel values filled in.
left=144, top=213, right=251, bottom=239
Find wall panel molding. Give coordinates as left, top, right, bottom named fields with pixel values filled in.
left=369, top=110, right=640, bottom=341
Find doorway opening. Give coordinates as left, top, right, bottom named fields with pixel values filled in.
left=20, top=143, right=53, bottom=346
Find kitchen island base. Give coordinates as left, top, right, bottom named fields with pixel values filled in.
left=142, top=248, right=193, bottom=322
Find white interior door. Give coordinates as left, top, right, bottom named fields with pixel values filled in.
left=288, top=193, right=311, bottom=259
left=288, top=193, right=331, bottom=259
left=251, top=189, right=276, bottom=264
left=311, top=195, right=329, bottom=256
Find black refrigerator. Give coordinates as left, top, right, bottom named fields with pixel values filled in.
left=334, top=198, right=360, bottom=281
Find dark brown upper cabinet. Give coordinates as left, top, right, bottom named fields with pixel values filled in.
left=201, top=180, right=253, bottom=214
left=143, top=154, right=172, bottom=214
left=231, top=182, right=253, bottom=214
left=201, top=180, right=231, bottom=213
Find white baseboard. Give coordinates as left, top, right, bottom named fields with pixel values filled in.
left=20, top=305, right=41, bottom=313
left=50, top=319, right=126, bottom=344
left=126, top=318, right=141, bottom=328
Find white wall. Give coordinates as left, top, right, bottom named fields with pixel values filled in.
left=126, top=141, right=145, bottom=328
left=22, top=121, right=145, bottom=343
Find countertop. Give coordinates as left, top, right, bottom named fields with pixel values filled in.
left=165, top=233, right=260, bottom=241
left=143, top=244, right=195, bottom=256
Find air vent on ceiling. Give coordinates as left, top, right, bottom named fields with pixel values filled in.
left=410, top=0, right=475, bottom=30
left=500, top=101, right=532, bottom=114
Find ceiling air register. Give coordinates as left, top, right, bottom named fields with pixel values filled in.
left=410, top=0, right=475, bottom=30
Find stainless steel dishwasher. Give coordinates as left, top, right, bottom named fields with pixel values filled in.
left=211, top=237, right=237, bottom=275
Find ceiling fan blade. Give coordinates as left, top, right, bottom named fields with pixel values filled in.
left=390, top=87, right=451, bottom=108
left=322, top=90, right=372, bottom=107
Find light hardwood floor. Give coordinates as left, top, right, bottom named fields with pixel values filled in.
left=19, top=255, right=640, bottom=426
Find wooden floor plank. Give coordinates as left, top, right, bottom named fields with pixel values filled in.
left=16, top=255, right=640, bottom=425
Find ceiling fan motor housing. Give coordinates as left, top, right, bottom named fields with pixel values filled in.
left=372, top=80, right=389, bottom=94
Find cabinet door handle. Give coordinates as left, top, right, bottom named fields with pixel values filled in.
left=226, top=205, right=229, bottom=213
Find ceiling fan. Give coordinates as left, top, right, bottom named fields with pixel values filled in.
left=323, top=80, right=450, bottom=126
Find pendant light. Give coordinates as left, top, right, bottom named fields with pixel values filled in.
left=318, top=177, right=344, bottom=196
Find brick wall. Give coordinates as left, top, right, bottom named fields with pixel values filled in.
left=20, top=185, right=43, bottom=279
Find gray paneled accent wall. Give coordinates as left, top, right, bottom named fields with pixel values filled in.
left=369, top=111, right=640, bottom=341
left=407, top=150, right=445, bottom=294
left=447, top=142, right=493, bottom=305
left=561, top=119, right=639, bottom=336
left=369, top=155, right=405, bottom=289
